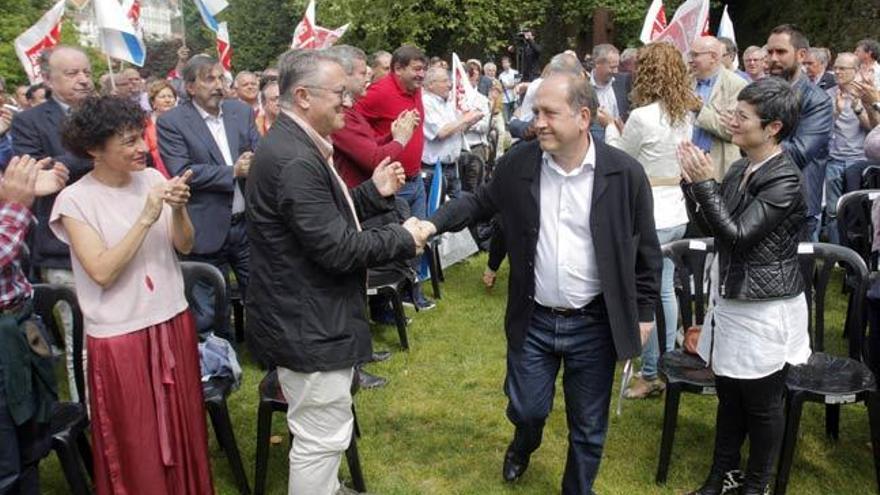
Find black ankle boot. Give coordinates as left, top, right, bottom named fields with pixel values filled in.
left=684, top=470, right=726, bottom=495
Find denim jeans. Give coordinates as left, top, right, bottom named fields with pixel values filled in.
left=505, top=299, right=617, bottom=494
left=182, top=217, right=249, bottom=341
left=824, top=158, right=866, bottom=244
left=397, top=177, right=427, bottom=220
left=640, top=223, right=688, bottom=379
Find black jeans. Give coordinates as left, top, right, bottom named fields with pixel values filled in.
left=0, top=366, right=51, bottom=495
left=183, top=215, right=250, bottom=341
left=710, top=367, right=788, bottom=490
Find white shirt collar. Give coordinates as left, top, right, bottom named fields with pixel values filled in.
left=590, top=73, right=614, bottom=89
left=542, top=137, right=596, bottom=177
left=193, top=101, right=223, bottom=120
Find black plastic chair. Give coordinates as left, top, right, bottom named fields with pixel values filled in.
left=367, top=270, right=415, bottom=350
left=774, top=242, right=880, bottom=494
left=424, top=238, right=444, bottom=300
left=254, top=369, right=366, bottom=495
left=655, top=238, right=717, bottom=484
left=180, top=261, right=250, bottom=494
left=32, top=283, right=93, bottom=495
left=837, top=189, right=880, bottom=270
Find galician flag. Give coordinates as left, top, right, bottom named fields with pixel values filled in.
left=94, top=0, right=146, bottom=66
left=194, top=0, right=228, bottom=33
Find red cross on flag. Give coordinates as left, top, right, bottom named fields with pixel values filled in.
left=290, top=0, right=349, bottom=50
left=14, top=0, right=66, bottom=84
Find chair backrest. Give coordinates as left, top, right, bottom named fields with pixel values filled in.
left=179, top=261, right=228, bottom=335
left=862, top=164, right=880, bottom=189
left=797, top=242, right=869, bottom=362
left=656, top=237, right=716, bottom=354
left=32, top=284, right=86, bottom=405
left=836, top=189, right=880, bottom=270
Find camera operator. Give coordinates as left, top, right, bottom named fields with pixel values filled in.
left=507, top=29, right=542, bottom=82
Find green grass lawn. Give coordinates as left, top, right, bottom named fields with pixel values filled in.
left=40, top=254, right=877, bottom=494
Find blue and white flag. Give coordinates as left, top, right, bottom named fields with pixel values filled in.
left=94, top=0, right=145, bottom=66
left=194, top=0, right=228, bottom=33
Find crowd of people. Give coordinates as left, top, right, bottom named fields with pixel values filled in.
left=1, top=19, right=880, bottom=495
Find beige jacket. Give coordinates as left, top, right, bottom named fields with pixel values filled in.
left=694, top=68, right=748, bottom=180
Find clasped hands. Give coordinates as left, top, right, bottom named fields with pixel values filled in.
left=677, top=142, right=715, bottom=184
left=402, top=217, right=436, bottom=255
left=141, top=170, right=193, bottom=226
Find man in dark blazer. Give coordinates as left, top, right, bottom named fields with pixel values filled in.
left=10, top=46, right=94, bottom=274
left=10, top=45, right=94, bottom=404
left=246, top=50, right=424, bottom=494
left=423, top=73, right=661, bottom=494
left=157, top=55, right=259, bottom=339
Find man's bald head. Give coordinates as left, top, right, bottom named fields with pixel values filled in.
left=41, top=45, right=94, bottom=106
left=689, top=36, right=723, bottom=79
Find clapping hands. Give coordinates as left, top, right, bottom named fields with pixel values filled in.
left=372, top=157, right=406, bottom=197
left=677, top=142, right=715, bottom=184
left=402, top=217, right=436, bottom=255
left=0, top=155, right=69, bottom=208
left=141, top=170, right=193, bottom=226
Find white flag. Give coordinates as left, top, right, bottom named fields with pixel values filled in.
left=639, top=0, right=667, bottom=45
left=717, top=5, right=739, bottom=69
left=14, top=0, right=66, bottom=84
left=652, top=0, right=710, bottom=54
left=291, top=0, right=348, bottom=49
left=94, top=0, right=146, bottom=66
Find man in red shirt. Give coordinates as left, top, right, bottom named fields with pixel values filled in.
left=329, top=46, right=419, bottom=188
left=356, top=45, right=436, bottom=310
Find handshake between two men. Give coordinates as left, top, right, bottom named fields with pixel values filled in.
left=370, top=156, right=438, bottom=256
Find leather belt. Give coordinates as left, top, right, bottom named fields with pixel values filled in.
left=534, top=297, right=604, bottom=317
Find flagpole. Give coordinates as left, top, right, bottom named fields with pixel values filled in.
left=179, top=0, right=187, bottom=48
left=106, top=54, right=117, bottom=92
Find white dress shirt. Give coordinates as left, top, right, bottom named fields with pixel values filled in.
left=422, top=92, right=463, bottom=165
left=591, top=74, right=619, bottom=119
left=534, top=140, right=602, bottom=309
left=605, top=102, right=691, bottom=230
left=697, top=152, right=811, bottom=379
left=499, top=69, right=519, bottom=104
left=194, top=102, right=245, bottom=214
left=464, top=92, right=491, bottom=148
left=514, top=77, right=542, bottom=123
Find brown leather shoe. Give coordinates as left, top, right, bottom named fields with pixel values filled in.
left=624, top=375, right=665, bottom=399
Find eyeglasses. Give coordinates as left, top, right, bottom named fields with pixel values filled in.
left=687, top=51, right=714, bottom=59
left=302, top=85, right=352, bottom=103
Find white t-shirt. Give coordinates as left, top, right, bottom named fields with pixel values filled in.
left=50, top=168, right=188, bottom=338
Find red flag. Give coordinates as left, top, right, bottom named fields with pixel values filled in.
left=216, top=22, right=232, bottom=78
left=290, top=0, right=348, bottom=49
left=639, top=0, right=667, bottom=44
left=652, top=0, right=710, bottom=53
left=14, top=0, right=66, bottom=84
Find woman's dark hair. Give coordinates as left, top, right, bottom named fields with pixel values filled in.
left=62, top=96, right=146, bottom=159
left=736, top=77, right=800, bottom=142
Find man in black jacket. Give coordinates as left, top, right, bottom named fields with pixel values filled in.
left=246, top=49, right=425, bottom=495
left=421, top=73, right=661, bottom=494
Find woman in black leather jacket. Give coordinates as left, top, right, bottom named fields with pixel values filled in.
left=679, top=77, right=811, bottom=495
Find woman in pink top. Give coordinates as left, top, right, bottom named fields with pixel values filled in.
left=49, top=96, right=213, bottom=495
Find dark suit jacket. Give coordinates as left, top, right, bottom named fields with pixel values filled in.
left=245, top=112, right=415, bottom=372
left=612, top=73, right=632, bottom=122
left=430, top=139, right=662, bottom=360
left=784, top=77, right=833, bottom=217
left=10, top=99, right=93, bottom=269
left=157, top=99, right=259, bottom=254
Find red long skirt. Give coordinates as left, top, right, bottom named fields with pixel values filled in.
left=87, top=310, right=214, bottom=495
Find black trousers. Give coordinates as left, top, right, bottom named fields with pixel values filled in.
left=711, top=367, right=788, bottom=490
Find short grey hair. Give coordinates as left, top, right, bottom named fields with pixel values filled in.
left=592, top=44, right=619, bottom=63
left=743, top=45, right=766, bottom=59
left=182, top=54, right=220, bottom=84
left=40, top=45, right=89, bottom=80
left=809, top=47, right=829, bottom=66
left=424, top=66, right=448, bottom=86
left=483, top=62, right=497, bottom=73
left=620, top=48, right=638, bottom=63
left=369, top=50, right=391, bottom=69
left=324, top=45, right=367, bottom=75
left=234, top=70, right=257, bottom=84
left=543, top=73, right=598, bottom=116
left=545, top=52, right=585, bottom=78
left=277, top=49, right=341, bottom=107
